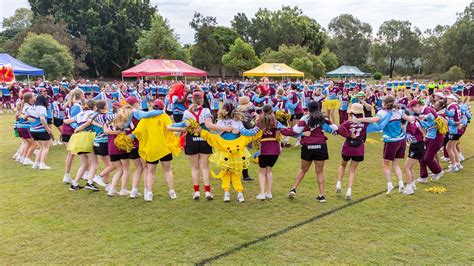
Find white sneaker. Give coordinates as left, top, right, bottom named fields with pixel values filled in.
left=410, top=182, right=417, bottom=190
left=446, top=165, right=459, bottom=173
left=15, top=156, right=23, bottom=162
left=168, top=190, right=177, bottom=199
left=456, top=163, right=463, bottom=170
left=32, top=163, right=39, bottom=169
left=105, top=184, right=111, bottom=192
left=39, top=163, right=51, bottom=170
left=129, top=189, right=141, bottom=199
left=223, top=191, right=230, bottom=202
left=107, top=189, right=118, bottom=197
left=33, top=149, right=39, bottom=155
left=81, top=171, right=89, bottom=180
left=193, top=191, right=200, bottom=200
left=237, top=192, right=245, bottom=203
left=398, top=181, right=404, bottom=193
left=119, top=189, right=130, bottom=196
left=63, top=174, right=72, bottom=184
left=58, top=141, right=63, bottom=145
left=144, top=191, right=153, bottom=202
left=52, top=140, right=57, bottom=146
left=415, top=177, right=429, bottom=183
left=92, top=175, right=106, bottom=187
left=265, top=193, right=273, bottom=199
left=336, top=181, right=342, bottom=193
left=256, top=193, right=266, bottom=200
left=22, top=158, right=34, bottom=165
left=403, top=185, right=415, bottom=195
left=386, top=183, right=394, bottom=195
left=345, top=190, right=352, bottom=200
left=459, top=154, right=465, bottom=161
left=205, top=191, right=214, bottom=200
left=440, top=156, right=450, bottom=162
left=432, top=171, right=444, bottom=181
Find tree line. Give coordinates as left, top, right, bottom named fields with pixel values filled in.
left=0, top=1, right=472, bottom=80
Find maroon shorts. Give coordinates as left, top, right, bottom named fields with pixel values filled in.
left=2, top=96, right=12, bottom=103
left=383, top=139, right=406, bottom=161
left=18, top=128, right=32, bottom=139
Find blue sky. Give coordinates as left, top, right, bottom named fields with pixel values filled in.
left=1, top=0, right=471, bottom=44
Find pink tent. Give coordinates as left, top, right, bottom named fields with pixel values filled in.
left=121, top=59, right=207, bottom=77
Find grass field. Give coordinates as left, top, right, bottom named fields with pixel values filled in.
left=0, top=113, right=473, bottom=264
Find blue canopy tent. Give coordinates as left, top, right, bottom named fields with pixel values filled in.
left=0, top=53, right=44, bottom=84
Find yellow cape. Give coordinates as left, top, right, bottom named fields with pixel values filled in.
left=132, top=114, right=181, bottom=162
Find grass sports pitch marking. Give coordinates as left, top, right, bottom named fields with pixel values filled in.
left=196, top=156, right=473, bottom=265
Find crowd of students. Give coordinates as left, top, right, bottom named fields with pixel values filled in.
left=5, top=76, right=472, bottom=202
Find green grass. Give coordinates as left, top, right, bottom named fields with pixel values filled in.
left=0, top=113, right=473, bottom=264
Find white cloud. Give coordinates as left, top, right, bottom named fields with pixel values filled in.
left=1, top=0, right=470, bottom=44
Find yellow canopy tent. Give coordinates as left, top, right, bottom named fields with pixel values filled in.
left=243, top=63, right=304, bottom=77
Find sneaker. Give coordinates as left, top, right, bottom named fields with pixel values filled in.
left=386, top=183, right=394, bottom=194
left=345, top=191, right=352, bottom=200
left=69, top=184, right=84, bottom=191
left=15, top=156, right=22, bottom=162
left=223, top=191, right=230, bottom=202
left=243, top=176, right=254, bottom=182
left=92, top=175, right=106, bottom=187
left=432, top=171, right=445, bottom=181
left=81, top=171, right=89, bottom=180
left=403, top=185, right=415, bottom=195
left=85, top=182, right=100, bottom=191
left=459, top=154, right=465, bottom=161
left=265, top=193, right=273, bottom=199
left=144, top=191, right=153, bottom=202
left=415, top=177, right=428, bottom=183
left=336, top=181, right=342, bottom=193
left=205, top=191, right=214, bottom=200
left=58, top=141, right=63, bottom=145
left=107, top=189, right=118, bottom=197
left=288, top=188, right=297, bottom=199
left=316, top=195, right=326, bottom=203
left=119, top=189, right=130, bottom=196
left=457, top=163, right=463, bottom=170
left=446, top=165, right=459, bottom=173
left=63, top=174, right=72, bottom=184
left=31, top=163, right=39, bottom=169
left=38, top=163, right=51, bottom=170
left=52, top=140, right=57, bottom=146
left=256, top=193, right=266, bottom=200
left=440, top=156, right=450, bottom=162
left=104, top=184, right=111, bottom=192
left=33, top=149, right=39, bottom=155
left=237, top=192, right=245, bottom=203
left=129, top=190, right=141, bottom=199
left=168, top=190, right=177, bottom=200
left=193, top=191, right=200, bottom=200
left=22, top=158, right=34, bottom=165
left=398, top=181, right=404, bottom=193
left=411, top=182, right=417, bottom=190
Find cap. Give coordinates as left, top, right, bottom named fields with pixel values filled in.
left=434, top=92, right=446, bottom=99
left=112, top=101, right=121, bottom=110
left=348, top=103, right=364, bottom=115
left=355, top=92, right=365, bottom=97
left=152, top=99, right=165, bottom=110
left=408, top=100, right=421, bottom=108
left=126, top=96, right=140, bottom=106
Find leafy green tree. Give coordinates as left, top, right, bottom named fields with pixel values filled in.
left=189, top=13, right=241, bottom=71
left=2, top=8, right=32, bottom=31
left=374, top=19, right=421, bottom=77
left=420, top=25, right=448, bottom=74
left=328, top=14, right=372, bottom=67
left=318, top=48, right=338, bottom=72
left=261, top=44, right=325, bottom=79
left=440, top=5, right=473, bottom=78
left=28, top=0, right=156, bottom=77
left=136, top=13, right=189, bottom=63
left=231, top=6, right=325, bottom=55
left=442, top=66, right=465, bottom=81
left=222, top=38, right=261, bottom=74
left=17, top=33, right=74, bottom=79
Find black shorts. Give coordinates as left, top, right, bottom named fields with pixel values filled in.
left=47, top=118, right=53, bottom=125
left=30, top=131, right=51, bottom=141
left=93, top=142, right=109, bottom=156
left=258, top=155, right=279, bottom=168
left=342, top=154, right=364, bottom=162
left=447, top=134, right=462, bottom=141
left=129, top=148, right=140, bottom=160
left=184, top=134, right=213, bottom=155
left=301, top=144, right=329, bottom=161
left=291, top=113, right=304, bottom=121
left=110, top=153, right=129, bottom=162
left=408, top=141, right=425, bottom=160
left=173, top=114, right=183, bottom=123
left=61, top=134, right=71, bottom=143
left=147, top=153, right=173, bottom=164
left=53, top=118, right=64, bottom=127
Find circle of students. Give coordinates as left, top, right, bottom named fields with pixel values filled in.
left=4, top=76, right=472, bottom=202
